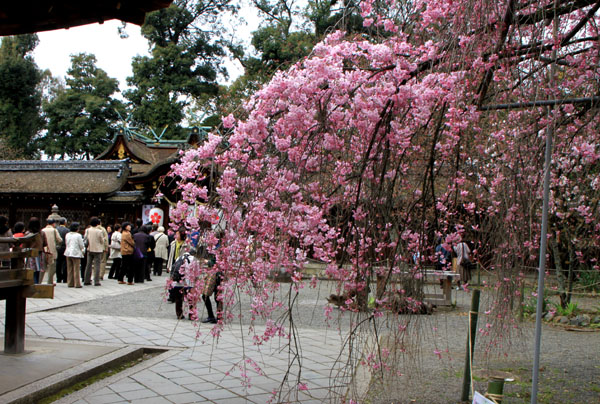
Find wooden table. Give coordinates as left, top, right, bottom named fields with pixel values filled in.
left=422, top=270, right=460, bottom=306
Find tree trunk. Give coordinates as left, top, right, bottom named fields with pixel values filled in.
left=565, top=248, right=576, bottom=306
left=549, top=238, right=568, bottom=308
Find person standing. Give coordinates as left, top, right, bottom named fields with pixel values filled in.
left=108, top=224, right=122, bottom=279
left=64, top=222, right=84, bottom=288
left=453, top=237, right=473, bottom=288
left=201, top=251, right=222, bottom=324
left=41, top=218, right=63, bottom=285
left=166, top=229, right=188, bottom=274
left=169, top=246, right=196, bottom=320
left=12, top=222, right=25, bottom=238
left=435, top=236, right=452, bottom=290
left=144, top=224, right=156, bottom=281
left=55, top=217, right=69, bottom=283
left=0, top=215, right=12, bottom=268
left=132, top=218, right=143, bottom=235
left=119, top=222, right=135, bottom=285
left=98, top=220, right=109, bottom=280
left=153, top=226, right=169, bottom=276
left=84, top=217, right=104, bottom=286
left=435, top=237, right=451, bottom=272
left=25, top=217, right=47, bottom=284
left=80, top=225, right=89, bottom=282
left=133, top=225, right=150, bottom=283
left=106, top=225, right=113, bottom=244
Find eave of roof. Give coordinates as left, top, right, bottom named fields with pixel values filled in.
left=0, top=1, right=173, bottom=36
left=0, top=160, right=129, bottom=173
left=127, top=156, right=178, bottom=184
left=105, top=190, right=145, bottom=202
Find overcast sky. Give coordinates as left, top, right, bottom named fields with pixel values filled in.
left=34, top=21, right=151, bottom=92
left=33, top=15, right=253, bottom=93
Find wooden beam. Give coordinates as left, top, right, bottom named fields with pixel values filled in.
left=0, top=233, right=37, bottom=245
left=23, top=284, right=55, bottom=299
left=0, top=269, right=35, bottom=282
left=0, top=249, right=39, bottom=259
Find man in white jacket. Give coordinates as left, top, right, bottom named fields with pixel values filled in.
left=84, top=217, right=106, bottom=286
left=153, top=226, right=169, bottom=276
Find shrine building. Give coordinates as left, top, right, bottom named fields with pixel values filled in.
left=0, top=127, right=209, bottom=228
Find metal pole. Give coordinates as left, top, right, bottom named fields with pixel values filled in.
left=531, top=4, right=557, bottom=399
left=530, top=115, right=552, bottom=404
left=478, top=96, right=600, bottom=111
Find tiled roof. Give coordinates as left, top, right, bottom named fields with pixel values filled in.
left=0, top=160, right=129, bottom=194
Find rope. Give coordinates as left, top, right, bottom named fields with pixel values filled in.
left=484, top=392, right=503, bottom=403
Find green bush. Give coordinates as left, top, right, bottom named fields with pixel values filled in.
left=552, top=301, right=579, bottom=317
left=576, top=268, right=600, bottom=292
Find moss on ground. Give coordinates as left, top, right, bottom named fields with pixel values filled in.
left=39, top=352, right=160, bottom=404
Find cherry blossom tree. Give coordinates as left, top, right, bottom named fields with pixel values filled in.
left=167, top=0, right=600, bottom=400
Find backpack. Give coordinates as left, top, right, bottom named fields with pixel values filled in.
left=170, top=254, right=190, bottom=282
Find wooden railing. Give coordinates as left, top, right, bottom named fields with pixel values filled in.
left=0, top=234, right=54, bottom=354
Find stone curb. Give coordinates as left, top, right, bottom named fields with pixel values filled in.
left=54, top=346, right=181, bottom=404
left=1, top=343, right=176, bottom=404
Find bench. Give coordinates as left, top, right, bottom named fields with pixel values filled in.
left=0, top=234, right=54, bottom=354
left=421, top=270, right=461, bottom=306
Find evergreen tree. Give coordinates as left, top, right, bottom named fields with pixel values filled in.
left=41, top=53, right=124, bottom=160
left=125, top=0, right=236, bottom=139
left=0, top=34, right=44, bottom=158
left=211, top=0, right=365, bottom=121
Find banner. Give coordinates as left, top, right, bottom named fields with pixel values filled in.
left=473, top=392, right=495, bottom=404
left=142, top=205, right=154, bottom=225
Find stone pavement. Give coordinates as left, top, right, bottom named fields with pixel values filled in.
left=0, top=281, right=159, bottom=314
left=0, top=282, right=350, bottom=403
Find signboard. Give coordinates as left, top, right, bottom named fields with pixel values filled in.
left=211, top=208, right=226, bottom=232
left=473, top=392, right=495, bottom=404
left=142, top=205, right=154, bottom=225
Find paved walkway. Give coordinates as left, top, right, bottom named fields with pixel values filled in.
left=0, top=282, right=349, bottom=403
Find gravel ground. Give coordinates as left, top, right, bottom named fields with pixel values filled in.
left=52, top=276, right=600, bottom=403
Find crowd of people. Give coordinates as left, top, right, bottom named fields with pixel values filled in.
left=435, top=235, right=474, bottom=289
left=0, top=215, right=221, bottom=323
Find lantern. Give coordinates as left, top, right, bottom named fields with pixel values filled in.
left=149, top=207, right=164, bottom=226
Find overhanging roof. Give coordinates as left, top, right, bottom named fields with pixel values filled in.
left=0, top=1, right=173, bottom=36
left=95, top=127, right=208, bottom=179
left=0, top=160, right=130, bottom=194
left=105, top=190, right=145, bottom=202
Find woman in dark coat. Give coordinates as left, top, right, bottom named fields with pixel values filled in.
left=133, top=225, right=151, bottom=283
left=25, top=217, right=47, bottom=284
left=0, top=215, right=12, bottom=268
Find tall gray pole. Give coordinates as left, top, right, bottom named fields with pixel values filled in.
left=531, top=4, right=557, bottom=402
left=530, top=110, right=553, bottom=404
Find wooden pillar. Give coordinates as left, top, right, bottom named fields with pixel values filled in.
left=8, top=202, right=16, bottom=229
left=5, top=288, right=26, bottom=354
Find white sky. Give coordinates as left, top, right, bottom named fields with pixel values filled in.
left=33, top=14, right=256, bottom=93
left=34, top=21, right=151, bottom=92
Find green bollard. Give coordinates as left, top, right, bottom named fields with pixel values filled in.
left=485, top=377, right=506, bottom=403
left=460, top=289, right=481, bottom=402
